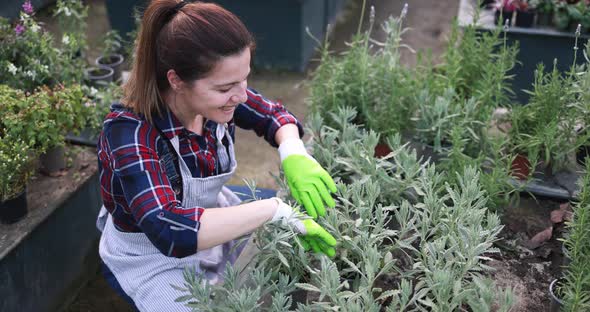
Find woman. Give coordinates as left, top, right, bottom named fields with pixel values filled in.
left=95, top=0, right=338, bottom=311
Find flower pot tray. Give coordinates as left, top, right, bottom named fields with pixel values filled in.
left=65, top=128, right=99, bottom=147
left=509, top=168, right=581, bottom=201
left=406, top=138, right=582, bottom=201
left=0, top=147, right=102, bottom=312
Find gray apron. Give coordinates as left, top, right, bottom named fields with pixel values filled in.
left=98, top=123, right=249, bottom=312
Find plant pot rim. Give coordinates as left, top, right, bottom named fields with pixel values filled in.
left=0, top=186, right=27, bottom=224
left=1, top=186, right=26, bottom=204
left=85, top=66, right=114, bottom=80
left=95, top=53, right=125, bottom=67
left=549, top=278, right=564, bottom=305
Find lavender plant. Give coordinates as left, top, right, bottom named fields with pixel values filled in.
left=177, top=108, right=514, bottom=311
left=437, top=13, right=518, bottom=112
left=308, top=4, right=419, bottom=137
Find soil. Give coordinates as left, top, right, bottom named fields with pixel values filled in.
left=489, top=195, right=567, bottom=312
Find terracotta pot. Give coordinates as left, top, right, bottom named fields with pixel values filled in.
left=40, top=145, right=66, bottom=175
left=0, top=187, right=28, bottom=224
left=511, top=154, right=531, bottom=180
left=374, top=142, right=392, bottom=158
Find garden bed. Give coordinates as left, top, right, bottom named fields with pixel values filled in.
left=0, top=146, right=102, bottom=312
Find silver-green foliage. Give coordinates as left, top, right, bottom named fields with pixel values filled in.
left=306, top=108, right=513, bottom=311
left=177, top=107, right=514, bottom=311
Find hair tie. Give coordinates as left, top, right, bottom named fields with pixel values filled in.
left=173, top=0, right=190, bottom=13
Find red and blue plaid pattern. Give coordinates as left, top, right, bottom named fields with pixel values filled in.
left=97, top=88, right=303, bottom=257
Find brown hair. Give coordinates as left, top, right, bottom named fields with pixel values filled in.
left=122, top=0, right=255, bottom=123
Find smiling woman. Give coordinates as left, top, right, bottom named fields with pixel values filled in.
left=94, top=1, right=338, bottom=311
left=163, top=48, right=251, bottom=131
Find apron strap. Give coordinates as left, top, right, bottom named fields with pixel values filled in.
left=153, top=126, right=184, bottom=202
left=216, top=123, right=231, bottom=173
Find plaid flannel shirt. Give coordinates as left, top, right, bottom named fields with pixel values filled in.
left=97, top=88, right=303, bottom=258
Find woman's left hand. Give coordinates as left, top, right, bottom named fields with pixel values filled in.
left=271, top=197, right=337, bottom=257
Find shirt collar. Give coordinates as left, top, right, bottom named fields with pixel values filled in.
left=152, top=108, right=184, bottom=140
left=152, top=107, right=220, bottom=140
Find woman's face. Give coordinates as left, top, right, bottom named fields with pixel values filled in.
left=180, top=48, right=250, bottom=124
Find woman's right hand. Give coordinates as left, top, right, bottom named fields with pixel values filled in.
left=271, top=197, right=337, bottom=257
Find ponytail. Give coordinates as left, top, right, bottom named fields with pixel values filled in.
left=122, top=0, right=255, bottom=124
left=122, top=0, right=177, bottom=123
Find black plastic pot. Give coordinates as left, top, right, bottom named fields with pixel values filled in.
left=577, top=145, right=590, bottom=166
left=414, top=140, right=452, bottom=165
left=65, top=127, right=99, bottom=147
left=40, top=145, right=66, bottom=175
left=549, top=278, right=564, bottom=312
left=480, top=0, right=495, bottom=8
left=0, top=188, right=27, bottom=224
left=516, top=11, right=535, bottom=28
left=95, top=53, right=124, bottom=82
left=536, top=12, right=552, bottom=27
left=495, top=10, right=514, bottom=26
left=84, top=66, right=114, bottom=89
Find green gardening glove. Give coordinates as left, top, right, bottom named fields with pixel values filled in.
left=298, top=219, right=337, bottom=257
left=279, top=139, right=337, bottom=219
left=271, top=197, right=337, bottom=257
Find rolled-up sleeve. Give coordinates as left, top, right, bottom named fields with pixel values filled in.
left=234, top=88, right=304, bottom=147
left=103, top=118, right=204, bottom=258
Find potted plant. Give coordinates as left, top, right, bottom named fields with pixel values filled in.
left=53, top=0, right=89, bottom=85
left=514, top=0, right=536, bottom=27
left=0, top=11, right=58, bottom=92
left=40, top=84, right=88, bottom=174
left=568, top=1, right=590, bottom=33
left=95, top=30, right=125, bottom=82
left=0, top=84, right=56, bottom=154
left=529, top=0, right=555, bottom=26
left=506, top=63, right=585, bottom=179
left=67, top=82, right=122, bottom=147
left=494, top=0, right=518, bottom=25
left=0, top=84, right=88, bottom=175
left=553, top=0, right=590, bottom=32
left=0, top=134, right=35, bottom=224
left=84, top=66, right=114, bottom=89
left=0, top=1, right=88, bottom=92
